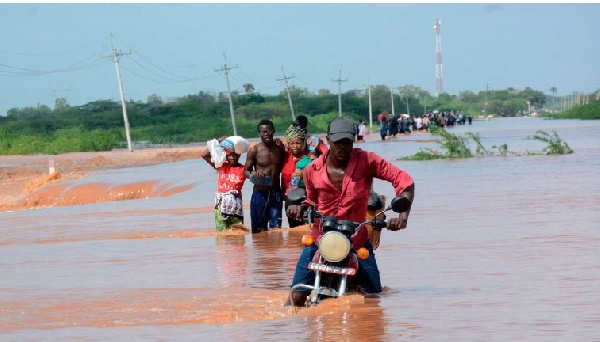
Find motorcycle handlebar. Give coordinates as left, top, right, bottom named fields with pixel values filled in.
left=287, top=188, right=411, bottom=233
left=371, top=220, right=388, bottom=231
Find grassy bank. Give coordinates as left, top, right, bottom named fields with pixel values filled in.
left=541, top=100, right=600, bottom=120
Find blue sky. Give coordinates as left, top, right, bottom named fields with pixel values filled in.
left=1, top=3, right=599, bottom=115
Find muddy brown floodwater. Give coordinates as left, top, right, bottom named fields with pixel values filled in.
left=1, top=118, right=599, bottom=341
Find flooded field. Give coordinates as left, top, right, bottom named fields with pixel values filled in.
left=1, top=117, right=599, bottom=341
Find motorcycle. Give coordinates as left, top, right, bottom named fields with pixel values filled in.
left=287, top=188, right=411, bottom=308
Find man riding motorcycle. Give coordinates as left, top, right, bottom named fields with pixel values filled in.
left=286, top=117, right=415, bottom=307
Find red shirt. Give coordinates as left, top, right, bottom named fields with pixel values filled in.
left=281, top=150, right=310, bottom=199
left=304, top=148, right=414, bottom=248
left=216, top=164, right=246, bottom=193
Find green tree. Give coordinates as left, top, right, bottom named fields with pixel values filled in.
left=521, top=87, right=546, bottom=110
left=280, top=85, right=311, bottom=99
left=243, top=83, right=255, bottom=95
left=7, top=108, right=20, bottom=118
left=397, top=84, right=431, bottom=99
left=147, top=94, right=163, bottom=106
left=54, top=98, right=70, bottom=111
left=458, top=90, right=478, bottom=103
left=318, top=89, right=331, bottom=96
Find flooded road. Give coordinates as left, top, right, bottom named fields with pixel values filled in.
left=2, top=118, right=599, bottom=340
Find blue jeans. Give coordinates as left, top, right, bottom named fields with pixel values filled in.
left=250, top=189, right=283, bottom=233
left=290, top=241, right=382, bottom=293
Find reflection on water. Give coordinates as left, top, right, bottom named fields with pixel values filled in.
left=1, top=118, right=599, bottom=341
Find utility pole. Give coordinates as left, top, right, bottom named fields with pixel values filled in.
left=277, top=66, right=296, bottom=121
left=405, top=94, right=410, bottom=116
left=484, top=83, right=489, bottom=116
left=424, top=94, right=427, bottom=116
left=434, top=19, right=445, bottom=97
left=368, top=84, right=373, bottom=131
left=214, top=54, right=238, bottom=136
left=102, top=44, right=133, bottom=152
left=332, top=70, right=347, bottom=117
left=390, top=87, right=395, bottom=116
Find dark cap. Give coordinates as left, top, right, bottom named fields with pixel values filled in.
left=327, top=117, right=356, bottom=142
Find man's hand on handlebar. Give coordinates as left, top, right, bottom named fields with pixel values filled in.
left=387, top=217, right=407, bottom=231
left=286, top=204, right=304, bottom=221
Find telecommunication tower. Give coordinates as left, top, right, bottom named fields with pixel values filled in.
left=434, top=19, right=444, bottom=97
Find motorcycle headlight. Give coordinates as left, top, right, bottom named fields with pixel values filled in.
left=318, top=231, right=351, bottom=262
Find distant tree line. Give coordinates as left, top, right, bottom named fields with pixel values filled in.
left=0, top=84, right=569, bottom=155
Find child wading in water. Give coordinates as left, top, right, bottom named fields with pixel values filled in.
left=201, top=136, right=249, bottom=231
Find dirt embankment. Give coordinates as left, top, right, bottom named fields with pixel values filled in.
left=0, top=147, right=207, bottom=212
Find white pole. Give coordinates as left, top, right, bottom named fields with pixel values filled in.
left=338, top=72, right=343, bottom=117
left=214, top=56, right=238, bottom=136
left=368, top=85, right=373, bottom=131
left=284, top=77, right=296, bottom=121
left=278, top=66, right=296, bottom=121
left=113, top=48, right=133, bottom=152
left=390, top=87, right=395, bottom=116
left=48, top=159, right=56, bottom=175
left=223, top=68, right=238, bottom=136
left=332, top=70, right=347, bottom=117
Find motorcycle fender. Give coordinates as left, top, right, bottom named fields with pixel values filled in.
left=311, top=251, right=321, bottom=263
left=347, top=254, right=358, bottom=280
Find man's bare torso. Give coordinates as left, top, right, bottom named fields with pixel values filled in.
left=246, top=141, right=284, bottom=191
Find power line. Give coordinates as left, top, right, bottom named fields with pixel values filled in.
left=128, top=55, right=193, bottom=82
left=0, top=56, right=109, bottom=77
left=127, top=52, right=221, bottom=83
left=0, top=36, right=109, bottom=56
left=294, top=75, right=321, bottom=94
left=111, top=33, right=224, bottom=78
left=132, top=48, right=222, bottom=69
left=237, top=66, right=278, bottom=90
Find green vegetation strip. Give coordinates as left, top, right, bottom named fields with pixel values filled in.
left=399, top=128, right=572, bottom=161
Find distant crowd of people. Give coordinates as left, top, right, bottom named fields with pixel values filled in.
left=373, top=110, right=473, bottom=140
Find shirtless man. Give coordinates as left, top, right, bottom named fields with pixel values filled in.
left=244, top=119, right=285, bottom=233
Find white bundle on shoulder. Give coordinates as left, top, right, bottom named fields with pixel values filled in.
left=219, top=136, right=250, bottom=154
left=206, top=139, right=226, bottom=168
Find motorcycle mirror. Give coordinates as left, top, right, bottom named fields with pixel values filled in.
left=367, top=191, right=385, bottom=211
left=287, top=188, right=307, bottom=204
left=390, top=196, right=411, bottom=213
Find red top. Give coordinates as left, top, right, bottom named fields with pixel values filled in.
left=316, top=141, right=329, bottom=155
left=304, top=148, right=414, bottom=248
left=281, top=150, right=310, bottom=198
left=216, top=164, right=246, bottom=193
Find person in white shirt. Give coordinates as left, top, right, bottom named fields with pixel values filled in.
left=415, top=116, right=423, bottom=130
left=357, top=120, right=367, bottom=141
